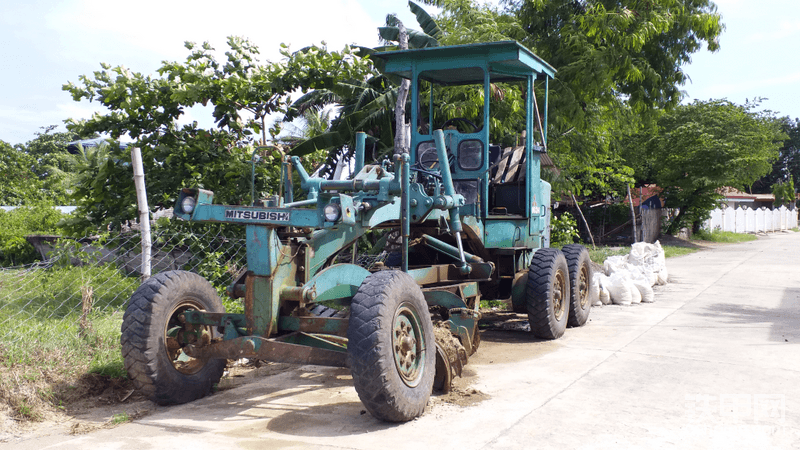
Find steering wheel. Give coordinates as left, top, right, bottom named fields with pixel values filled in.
left=418, top=146, right=440, bottom=170
left=441, top=117, right=480, bottom=133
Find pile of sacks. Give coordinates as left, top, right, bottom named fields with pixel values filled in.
left=591, top=241, right=669, bottom=306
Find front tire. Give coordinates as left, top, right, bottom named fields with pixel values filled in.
left=526, top=248, right=570, bottom=339
left=348, top=270, right=435, bottom=422
left=121, top=270, right=226, bottom=405
left=562, top=244, right=593, bottom=327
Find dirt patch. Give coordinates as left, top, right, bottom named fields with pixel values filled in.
left=2, top=312, right=554, bottom=441
left=430, top=310, right=564, bottom=408
left=431, top=367, right=489, bottom=407
left=0, top=367, right=156, bottom=442
left=217, top=360, right=299, bottom=391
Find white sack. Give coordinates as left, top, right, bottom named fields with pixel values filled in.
left=604, top=255, right=629, bottom=276
left=607, top=273, right=632, bottom=306
left=631, top=277, right=655, bottom=303
left=594, top=273, right=612, bottom=305
left=628, top=278, right=642, bottom=303
left=588, top=271, right=601, bottom=306
left=657, top=267, right=669, bottom=285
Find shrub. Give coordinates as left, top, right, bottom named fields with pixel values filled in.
left=0, top=205, right=65, bottom=266
left=551, top=212, right=580, bottom=247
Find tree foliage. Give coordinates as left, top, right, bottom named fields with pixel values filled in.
left=408, top=0, right=723, bottom=201
left=752, top=117, right=800, bottom=195
left=771, top=179, right=796, bottom=208
left=15, top=126, right=84, bottom=204
left=62, top=38, right=372, bottom=232
left=626, top=100, right=784, bottom=234
left=513, top=0, right=722, bottom=115
left=0, top=140, right=43, bottom=205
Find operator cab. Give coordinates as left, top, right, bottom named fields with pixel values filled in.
left=373, top=41, right=556, bottom=226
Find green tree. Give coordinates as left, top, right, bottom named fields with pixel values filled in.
left=0, top=140, right=43, bottom=205
left=15, top=125, right=84, bottom=203
left=772, top=179, right=796, bottom=208
left=287, top=1, right=444, bottom=164
left=63, top=38, right=372, bottom=232
left=752, top=117, right=800, bottom=194
left=512, top=0, right=723, bottom=115
left=407, top=0, right=722, bottom=201
left=630, top=100, right=784, bottom=235
left=510, top=0, right=723, bottom=202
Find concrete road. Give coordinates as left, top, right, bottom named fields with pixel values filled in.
left=9, top=233, right=800, bottom=449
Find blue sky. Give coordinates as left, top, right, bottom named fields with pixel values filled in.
left=1, top=0, right=798, bottom=146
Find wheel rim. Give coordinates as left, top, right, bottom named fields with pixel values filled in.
left=393, top=303, right=426, bottom=387
left=164, top=299, right=211, bottom=375
left=553, top=270, right=567, bottom=320
left=578, top=264, right=590, bottom=308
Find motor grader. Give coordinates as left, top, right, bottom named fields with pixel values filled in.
left=121, top=41, right=592, bottom=422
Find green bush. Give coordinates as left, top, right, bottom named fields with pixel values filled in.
left=0, top=205, right=65, bottom=266
left=551, top=212, right=580, bottom=247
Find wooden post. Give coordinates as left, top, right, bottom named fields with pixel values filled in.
left=79, top=285, right=93, bottom=338
left=627, top=184, right=638, bottom=243
left=131, top=147, right=151, bottom=281
left=571, top=193, right=595, bottom=249
left=394, top=21, right=410, bottom=156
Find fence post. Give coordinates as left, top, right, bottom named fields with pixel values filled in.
left=131, top=147, right=152, bottom=281
left=627, top=185, right=638, bottom=243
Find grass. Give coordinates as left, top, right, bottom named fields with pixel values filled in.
left=691, top=229, right=758, bottom=243
left=662, top=246, right=698, bottom=258
left=0, top=264, right=139, bottom=421
left=479, top=299, right=508, bottom=309
left=586, top=246, right=631, bottom=265
left=110, top=411, right=130, bottom=425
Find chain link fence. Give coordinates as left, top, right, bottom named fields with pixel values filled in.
left=0, top=227, right=248, bottom=347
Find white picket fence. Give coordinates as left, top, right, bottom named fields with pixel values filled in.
left=703, top=205, right=798, bottom=234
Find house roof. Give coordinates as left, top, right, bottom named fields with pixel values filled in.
left=717, top=187, right=774, bottom=202
left=623, top=185, right=662, bottom=207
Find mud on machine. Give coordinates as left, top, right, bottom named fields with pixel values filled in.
left=121, top=41, right=593, bottom=422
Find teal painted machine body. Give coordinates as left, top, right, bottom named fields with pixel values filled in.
left=172, top=41, right=556, bottom=365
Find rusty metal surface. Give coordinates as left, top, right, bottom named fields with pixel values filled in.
left=244, top=272, right=255, bottom=335
left=184, top=336, right=349, bottom=368
left=278, top=316, right=349, bottom=335
left=409, top=263, right=493, bottom=286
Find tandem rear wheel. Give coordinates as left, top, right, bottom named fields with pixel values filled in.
left=525, top=245, right=592, bottom=339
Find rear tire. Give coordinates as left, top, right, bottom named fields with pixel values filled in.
left=121, top=270, right=226, bottom=405
left=348, top=270, right=435, bottom=422
left=562, top=244, right=593, bottom=327
left=526, top=248, right=570, bottom=339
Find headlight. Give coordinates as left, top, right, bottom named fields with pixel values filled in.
left=324, top=204, right=341, bottom=222
left=181, top=196, right=196, bottom=214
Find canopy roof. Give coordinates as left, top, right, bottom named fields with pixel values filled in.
left=372, top=41, right=556, bottom=86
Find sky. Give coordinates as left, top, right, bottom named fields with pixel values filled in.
left=1, top=0, right=799, bottom=146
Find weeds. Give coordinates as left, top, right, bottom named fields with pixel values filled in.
left=0, top=264, right=136, bottom=423
left=479, top=299, right=508, bottom=309
left=110, top=412, right=130, bottom=425
left=15, top=399, right=38, bottom=420
left=662, top=246, right=698, bottom=258
left=692, top=229, right=758, bottom=243
left=587, top=246, right=630, bottom=265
